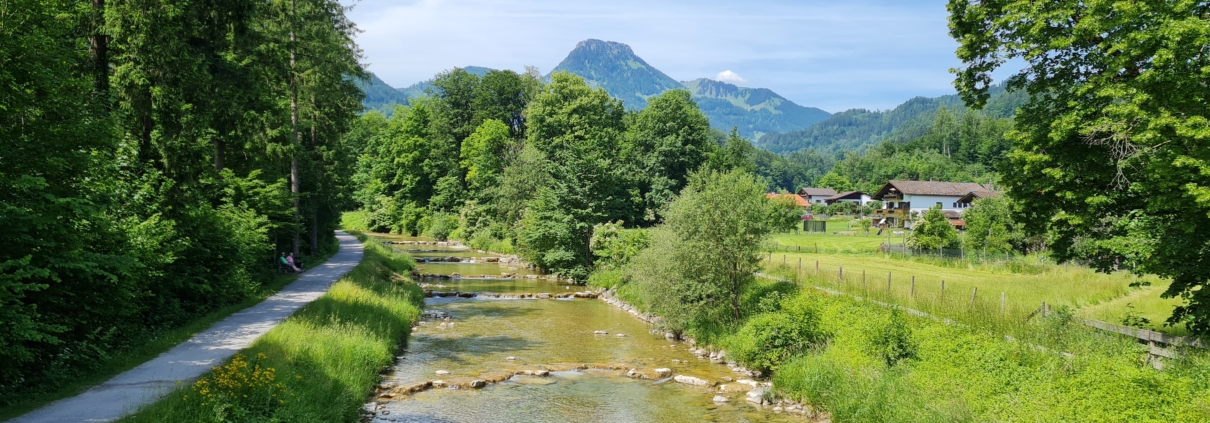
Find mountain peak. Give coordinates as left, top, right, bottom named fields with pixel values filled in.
left=572, top=39, right=636, bottom=57
left=550, top=39, right=682, bottom=109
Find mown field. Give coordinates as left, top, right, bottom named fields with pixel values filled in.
left=765, top=229, right=1188, bottom=335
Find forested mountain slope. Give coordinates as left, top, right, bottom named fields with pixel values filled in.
left=682, top=78, right=831, bottom=137
left=755, top=84, right=1026, bottom=154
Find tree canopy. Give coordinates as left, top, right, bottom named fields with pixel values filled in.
left=949, top=0, right=1210, bottom=332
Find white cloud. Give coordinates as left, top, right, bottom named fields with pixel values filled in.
left=714, top=70, right=747, bottom=84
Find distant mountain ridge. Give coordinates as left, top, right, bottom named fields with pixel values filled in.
left=359, top=39, right=831, bottom=138
left=549, top=39, right=831, bottom=137
left=680, top=78, right=831, bottom=137
left=754, top=84, right=1028, bottom=155
left=359, top=66, right=494, bottom=116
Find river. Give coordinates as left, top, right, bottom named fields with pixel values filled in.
left=365, top=235, right=798, bottom=422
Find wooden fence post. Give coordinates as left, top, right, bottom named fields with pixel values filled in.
left=839, top=265, right=843, bottom=280
left=887, top=272, right=892, bottom=293
left=783, top=254, right=786, bottom=264
left=862, top=269, right=866, bottom=285
left=1001, top=292, right=1006, bottom=314
left=969, top=287, right=978, bottom=309
left=941, top=280, right=946, bottom=298
left=815, top=260, right=819, bottom=275
left=910, top=276, right=916, bottom=298
left=798, top=258, right=801, bottom=273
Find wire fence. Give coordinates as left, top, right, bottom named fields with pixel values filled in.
left=760, top=258, right=1205, bottom=363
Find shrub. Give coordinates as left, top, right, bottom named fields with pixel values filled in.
left=589, top=221, right=650, bottom=269
left=424, top=213, right=459, bottom=241
left=870, top=308, right=916, bottom=366
left=729, top=300, right=827, bottom=373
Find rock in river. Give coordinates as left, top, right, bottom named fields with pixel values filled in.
left=673, top=375, right=713, bottom=387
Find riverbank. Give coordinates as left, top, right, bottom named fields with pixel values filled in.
left=592, top=267, right=1210, bottom=422
left=115, top=235, right=422, bottom=423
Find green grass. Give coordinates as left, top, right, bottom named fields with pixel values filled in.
left=770, top=230, right=888, bottom=254
left=0, top=248, right=339, bottom=422
left=339, top=211, right=372, bottom=232
left=764, top=288, right=1210, bottom=422
left=117, top=236, right=422, bottom=423
left=761, top=251, right=1190, bottom=335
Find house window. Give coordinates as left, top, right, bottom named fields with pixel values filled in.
left=936, top=202, right=942, bottom=208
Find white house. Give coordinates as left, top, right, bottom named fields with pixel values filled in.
left=871, top=180, right=994, bottom=227
left=796, top=187, right=837, bottom=204
left=823, top=191, right=873, bottom=206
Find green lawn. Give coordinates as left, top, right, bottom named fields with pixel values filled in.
left=762, top=251, right=1189, bottom=336
left=770, top=230, right=889, bottom=254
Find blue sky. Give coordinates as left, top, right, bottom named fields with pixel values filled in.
left=345, top=0, right=1009, bottom=113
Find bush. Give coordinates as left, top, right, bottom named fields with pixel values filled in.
left=870, top=308, right=916, bottom=366
left=589, top=221, right=650, bottom=269
left=423, top=213, right=459, bottom=241
left=729, top=300, right=827, bottom=373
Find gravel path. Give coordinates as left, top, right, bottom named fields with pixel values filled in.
left=9, top=231, right=365, bottom=423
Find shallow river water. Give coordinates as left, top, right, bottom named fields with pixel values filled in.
left=369, top=235, right=795, bottom=422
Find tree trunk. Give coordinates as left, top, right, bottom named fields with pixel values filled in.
left=289, top=0, right=300, bottom=257
left=88, top=0, right=109, bottom=95
left=214, top=139, right=225, bottom=172
left=311, top=203, right=319, bottom=254
left=138, top=88, right=154, bottom=165
left=308, top=98, right=318, bottom=253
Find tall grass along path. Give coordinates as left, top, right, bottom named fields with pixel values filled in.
left=9, top=232, right=365, bottom=423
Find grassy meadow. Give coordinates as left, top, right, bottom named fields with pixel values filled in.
left=118, top=236, right=422, bottom=423
left=761, top=285, right=1210, bottom=422
left=764, top=228, right=1189, bottom=335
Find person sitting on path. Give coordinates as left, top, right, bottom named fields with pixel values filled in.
left=287, top=252, right=302, bottom=272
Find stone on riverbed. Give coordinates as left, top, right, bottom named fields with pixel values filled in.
left=654, top=368, right=672, bottom=378
left=746, top=386, right=769, bottom=405
left=435, top=370, right=450, bottom=375
left=673, top=375, right=713, bottom=387
left=469, top=380, right=487, bottom=389
left=593, top=330, right=608, bottom=335
left=713, top=395, right=730, bottom=403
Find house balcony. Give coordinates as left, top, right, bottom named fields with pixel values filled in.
left=871, top=208, right=909, bottom=220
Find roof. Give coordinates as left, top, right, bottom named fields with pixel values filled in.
left=766, top=193, right=809, bottom=207
left=824, top=191, right=866, bottom=202
left=797, top=187, right=838, bottom=197
left=872, top=180, right=991, bottom=200
left=944, top=210, right=961, bottom=220
left=957, top=190, right=1002, bottom=204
